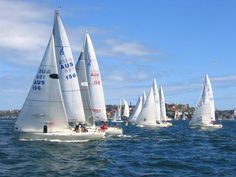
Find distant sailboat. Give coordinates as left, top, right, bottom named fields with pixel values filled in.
left=129, top=96, right=143, bottom=123
left=189, top=75, right=222, bottom=128
left=136, top=87, right=158, bottom=127
left=53, top=10, right=85, bottom=124
left=122, top=98, right=130, bottom=118
left=159, top=86, right=172, bottom=126
left=112, top=106, right=121, bottom=122
left=15, top=31, right=104, bottom=140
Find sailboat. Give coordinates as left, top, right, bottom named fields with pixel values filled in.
left=152, top=79, right=169, bottom=127
left=112, top=106, right=122, bottom=122
left=189, top=75, right=222, bottom=128
left=15, top=32, right=104, bottom=141
left=159, top=86, right=172, bottom=126
left=81, top=32, right=122, bottom=135
left=129, top=96, right=143, bottom=123
left=122, top=98, right=130, bottom=118
left=136, top=87, right=158, bottom=127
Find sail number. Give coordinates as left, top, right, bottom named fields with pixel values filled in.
left=65, top=73, right=77, bottom=80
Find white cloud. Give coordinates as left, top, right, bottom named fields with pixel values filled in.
left=0, top=0, right=52, bottom=65
left=97, top=39, right=159, bottom=57
left=211, top=74, right=236, bottom=82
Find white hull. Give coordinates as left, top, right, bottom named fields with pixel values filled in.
left=104, top=127, right=123, bottom=136
left=16, top=129, right=105, bottom=141
left=189, top=123, right=223, bottom=129
left=158, top=122, right=172, bottom=127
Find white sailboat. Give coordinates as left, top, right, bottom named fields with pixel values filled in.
left=122, top=98, right=130, bottom=118
left=53, top=10, right=85, bottom=124
left=112, top=106, right=121, bottom=122
left=129, top=96, right=143, bottom=123
left=136, top=87, right=158, bottom=127
left=83, top=32, right=122, bottom=135
left=15, top=33, right=104, bottom=141
left=189, top=75, right=222, bottom=128
left=151, top=79, right=170, bottom=127
left=159, top=86, right=172, bottom=126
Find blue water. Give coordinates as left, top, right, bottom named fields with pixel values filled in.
left=1, top=119, right=236, bottom=177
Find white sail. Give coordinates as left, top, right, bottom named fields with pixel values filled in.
left=129, top=96, right=143, bottom=123
left=136, top=87, right=157, bottom=126
left=76, top=51, right=93, bottom=125
left=15, top=35, right=68, bottom=132
left=53, top=11, right=85, bottom=123
left=190, top=75, right=217, bottom=126
left=84, top=32, right=107, bottom=122
left=122, top=98, right=130, bottom=118
left=112, top=106, right=121, bottom=122
left=159, top=86, right=168, bottom=122
left=152, top=78, right=161, bottom=122
left=142, top=91, right=147, bottom=106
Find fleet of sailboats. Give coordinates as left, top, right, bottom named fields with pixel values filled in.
left=15, top=11, right=224, bottom=141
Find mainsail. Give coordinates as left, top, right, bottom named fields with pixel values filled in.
left=152, top=78, right=161, bottom=122
left=159, top=86, right=168, bottom=122
left=15, top=35, right=68, bottom=132
left=76, top=51, right=93, bottom=125
left=129, top=96, right=143, bottom=123
left=53, top=11, right=85, bottom=123
left=122, top=98, right=130, bottom=118
left=84, top=32, right=107, bottom=122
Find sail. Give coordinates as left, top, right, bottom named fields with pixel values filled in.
left=112, top=106, right=121, bottom=121
left=122, top=98, right=130, bottom=118
left=136, top=87, right=157, bottom=125
left=53, top=11, right=85, bottom=123
left=152, top=78, right=161, bottom=122
left=159, top=86, right=167, bottom=121
left=84, top=32, right=107, bottom=122
left=142, top=91, right=147, bottom=106
left=76, top=51, right=93, bottom=125
left=190, top=75, right=215, bottom=125
left=129, top=96, right=142, bottom=123
left=15, top=35, right=68, bottom=132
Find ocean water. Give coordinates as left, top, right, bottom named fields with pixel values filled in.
left=1, top=119, right=236, bottom=177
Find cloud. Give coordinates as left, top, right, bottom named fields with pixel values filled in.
left=211, top=74, right=236, bottom=82
left=0, top=0, right=52, bottom=66
left=97, top=39, right=159, bottom=57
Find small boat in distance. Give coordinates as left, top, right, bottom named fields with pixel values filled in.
left=189, top=75, right=222, bottom=129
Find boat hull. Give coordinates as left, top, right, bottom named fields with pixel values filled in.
left=104, top=127, right=123, bottom=136
left=16, top=130, right=105, bottom=141
left=189, top=123, right=223, bottom=129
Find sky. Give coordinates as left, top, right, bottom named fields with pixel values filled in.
left=0, top=0, right=236, bottom=110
